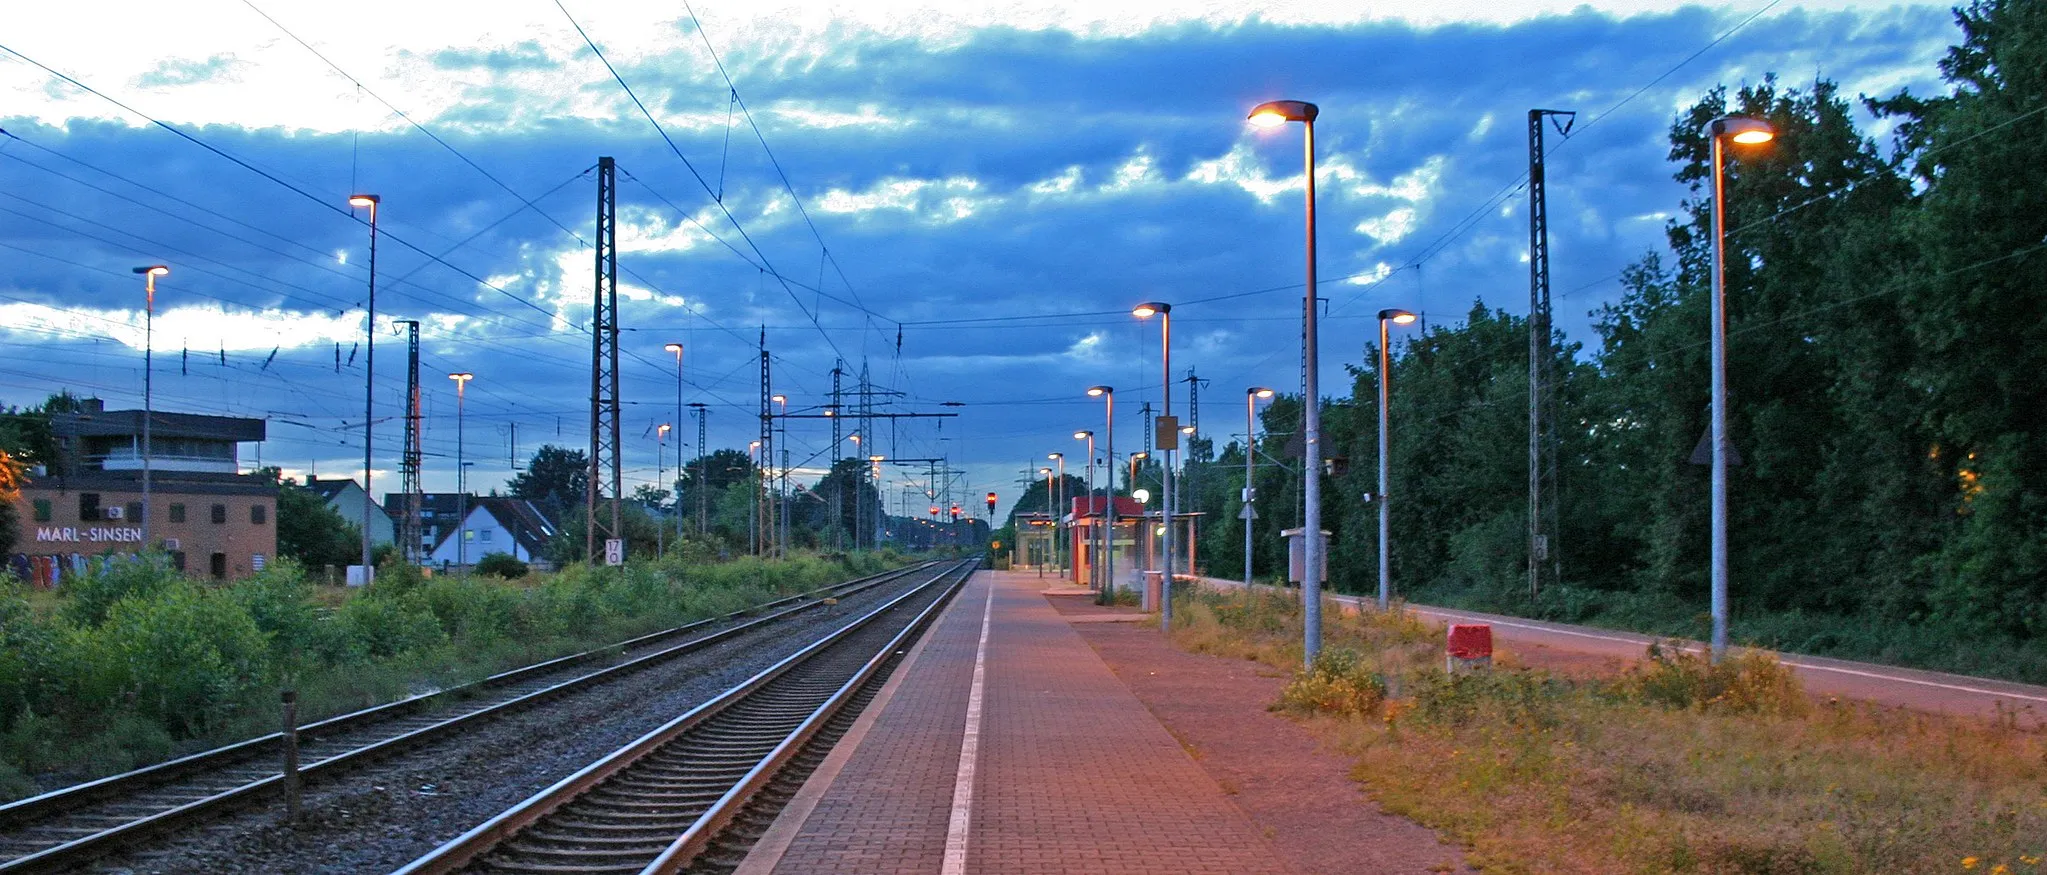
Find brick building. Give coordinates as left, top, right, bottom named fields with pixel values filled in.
left=6, top=400, right=274, bottom=584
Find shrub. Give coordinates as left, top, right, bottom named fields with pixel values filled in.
left=1624, top=642, right=1808, bottom=716
left=77, top=582, right=271, bottom=733
left=320, top=591, right=447, bottom=663
left=60, top=554, right=181, bottom=627
left=1279, top=648, right=1387, bottom=718
left=227, top=560, right=321, bottom=664
left=473, top=552, right=529, bottom=580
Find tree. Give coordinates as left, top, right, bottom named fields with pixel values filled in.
left=263, top=468, right=361, bottom=568
left=507, top=445, right=589, bottom=518
left=0, top=449, right=21, bottom=556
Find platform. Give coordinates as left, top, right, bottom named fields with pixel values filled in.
left=738, top=569, right=1289, bottom=875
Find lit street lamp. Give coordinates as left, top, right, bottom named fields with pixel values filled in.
left=655, top=423, right=671, bottom=558
left=1087, top=386, right=1116, bottom=604
left=1048, top=451, right=1065, bottom=577
left=348, top=194, right=381, bottom=579
left=1248, top=98, right=1327, bottom=666
left=132, top=265, right=168, bottom=550
left=772, top=394, right=788, bottom=558
left=1074, top=430, right=1096, bottom=591
left=1376, top=309, right=1418, bottom=610
left=665, top=343, right=685, bottom=547
left=1132, top=301, right=1177, bottom=630
left=448, top=372, right=473, bottom=573
left=1039, top=466, right=1055, bottom=578
left=1244, top=387, right=1275, bottom=586
left=1704, top=115, right=1774, bottom=662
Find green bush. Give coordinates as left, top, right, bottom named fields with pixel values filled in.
left=1279, top=648, right=1387, bottom=718
left=321, top=591, right=447, bottom=663
left=1622, top=642, right=1808, bottom=716
left=473, top=552, right=529, bottom=580
left=77, top=582, right=271, bottom=733
left=60, top=554, right=181, bottom=627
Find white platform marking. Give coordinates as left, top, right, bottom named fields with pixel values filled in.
left=941, top=582, right=996, bottom=875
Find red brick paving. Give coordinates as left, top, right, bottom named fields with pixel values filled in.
left=761, top=571, right=1289, bottom=874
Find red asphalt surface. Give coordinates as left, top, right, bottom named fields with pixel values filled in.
left=1197, top=577, right=2047, bottom=728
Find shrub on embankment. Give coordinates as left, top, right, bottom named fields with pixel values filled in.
left=1169, top=586, right=2047, bottom=875
left=0, top=549, right=908, bottom=802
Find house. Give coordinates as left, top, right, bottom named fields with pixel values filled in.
left=396, top=494, right=557, bottom=570
left=304, top=477, right=394, bottom=549
left=7, top=398, right=274, bottom=582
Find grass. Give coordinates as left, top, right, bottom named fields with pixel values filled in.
left=1167, top=586, right=2047, bottom=875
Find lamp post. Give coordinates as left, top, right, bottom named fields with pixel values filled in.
left=1704, top=115, right=1775, bottom=663
left=132, top=265, right=168, bottom=551
left=655, top=423, right=670, bottom=557
left=1039, top=466, right=1055, bottom=577
left=1087, top=386, right=1115, bottom=604
left=1376, top=309, right=1418, bottom=610
left=772, top=394, right=788, bottom=558
left=448, top=372, right=473, bottom=573
left=749, top=440, right=763, bottom=556
left=1074, top=430, right=1095, bottom=591
left=1249, top=98, right=1326, bottom=665
left=1047, top=452, right=1065, bottom=578
left=348, top=194, right=380, bottom=579
left=1244, top=387, right=1274, bottom=586
left=665, top=343, right=685, bottom=547
left=1132, top=301, right=1176, bottom=630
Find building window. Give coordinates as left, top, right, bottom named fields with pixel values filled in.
left=251, top=505, right=267, bottom=525
left=170, top=503, right=186, bottom=523
left=479, top=530, right=492, bottom=542
left=209, top=552, right=227, bottom=579
left=211, top=504, right=227, bottom=524
left=126, top=502, right=143, bottom=523
left=32, top=499, right=51, bottom=522
left=79, top=493, right=100, bottom=522
left=170, top=551, right=187, bottom=573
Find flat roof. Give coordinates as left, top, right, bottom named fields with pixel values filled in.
left=52, top=410, right=266, bottom=442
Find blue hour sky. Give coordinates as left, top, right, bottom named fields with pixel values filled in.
left=0, top=0, right=1955, bottom=517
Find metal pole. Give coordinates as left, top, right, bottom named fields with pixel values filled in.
left=361, top=200, right=378, bottom=579
left=656, top=428, right=666, bottom=557
left=456, top=379, right=467, bottom=573
left=1160, top=310, right=1174, bottom=631
left=280, top=690, right=300, bottom=821
left=1102, top=391, right=1116, bottom=604
left=1301, top=116, right=1325, bottom=665
left=1378, top=316, right=1393, bottom=611
left=1245, top=391, right=1256, bottom=587
left=1709, top=131, right=1730, bottom=663
left=141, top=271, right=156, bottom=551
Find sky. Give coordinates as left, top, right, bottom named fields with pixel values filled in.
left=0, top=0, right=1959, bottom=521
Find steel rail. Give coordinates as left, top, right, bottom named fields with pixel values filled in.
left=0, top=561, right=940, bottom=874
left=393, top=557, right=978, bottom=875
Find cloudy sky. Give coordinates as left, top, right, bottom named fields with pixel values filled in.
left=0, top=0, right=1956, bottom=519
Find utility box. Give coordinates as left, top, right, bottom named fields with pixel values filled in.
left=1281, top=527, right=1330, bottom=584
left=1446, top=624, right=1494, bottom=674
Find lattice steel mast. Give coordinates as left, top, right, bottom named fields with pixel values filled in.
left=587, top=156, right=623, bottom=561
left=1527, top=109, right=1573, bottom=599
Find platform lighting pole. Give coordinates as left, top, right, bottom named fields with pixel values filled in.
left=132, top=265, right=168, bottom=550
left=1704, top=115, right=1775, bottom=663
left=1047, top=452, right=1065, bottom=577
left=749, top=440, right=762, bottom=556
left=449, top=372, right=473, bottom=572
left=1074, top=430, right=1095, bottom=590
left=1088, top=386, right=1115, bottom=604
left=1132, top=302, right=1175, bottom=630
left=656, top=423, right=670, bottom=557
left=1376, top=310, right=1418, bottom=610
left=772, top=395, right=788, bottom=558
left=1037, top=466, right=1056, bottom=576
left=1244, top=387, right=1274, bottom=586
left=348, top=194, right=380, bottom=579
left=666, top=343, right=685, bottom=545
left=1248, top=99, right=1324, bottom=666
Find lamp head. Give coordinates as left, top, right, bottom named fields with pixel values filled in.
left=1087, top=385, right=1113, bottom=397
left=1048, top=452, right=1062, bottom=460
left=1706, top=116, right=1774, bottom=145
left=770, top=394, right=786, bottom=404
left=348, top=194, right=380, bottom=207
left=1250, top=387, right=1275, bottom=399
left=1131, top=301, right=1170, bottom=319
left=869, top=454, right=884, bottom=462
left=658, top=423, right=671, bottom=435
left=1131, top=451, right=1149, bottom=460
left=1039, top=467, right=1053, bottom=475
left=133, top=264, right=170, bottom=277
left=1132, top=488, right=1150, bottom=504
left=664, top=342, right=684, bottom=354
left=1074, top=430, right=1092, bottom=440
left=447, top=372, right=473, bottom=382
left=1180, top=425, right=1196, bottom=435
left=1378, top=308, right=1419, bottom=325
left=1248, top=99, right=1319, bottom=127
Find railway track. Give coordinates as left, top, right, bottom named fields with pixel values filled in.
left=0, top=561, right=948, bottom=874
left=393, top=556, right=979, bottom=875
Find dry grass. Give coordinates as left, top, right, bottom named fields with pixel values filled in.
left=1166, top=586, right=2047, bottom=875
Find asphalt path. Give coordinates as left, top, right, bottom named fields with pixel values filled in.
left=1194, top=576, right=2047, bottom=728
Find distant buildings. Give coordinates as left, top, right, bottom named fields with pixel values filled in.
left=6, top=399, right=274, bottom=583
left=386, top=493, right=557, bottom=571
left=304, top=477, right=395, bottom=549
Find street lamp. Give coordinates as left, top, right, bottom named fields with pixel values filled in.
left=448, top=372, right=473, bottom=573
left=1248, top=98, right=1328, bottom=666
left=1132, top=301, right=1177, bottom=630
left=1244, top=387, right=1275, bottom=586
left=665, top=343, right=684, bottom=547
left=1074, top=430, right=1096, bottom=591
left=1039, top=465, right=1055, bottom=577
left=1704, top=115, right=1774, bottom=662
left=348, top=194, right=381, bottom=579
left=655, top=423, right=671, bottom=558
left=1048, top=452, right=1065, bottom=577
left=749, top=440, right=763, bottom=556
left=772, top=394, right=788, bottom=558
left=132, top=265, right=168, bottom=550
left=1087, top=385, right=1116, bottom=604
left=1376, top=309, right=1418, bottom=610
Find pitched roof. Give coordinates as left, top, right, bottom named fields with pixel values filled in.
left=424, top=497, right=558, bottom=558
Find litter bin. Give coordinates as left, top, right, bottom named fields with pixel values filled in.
left=1142, top=570, right=1164, bottom=612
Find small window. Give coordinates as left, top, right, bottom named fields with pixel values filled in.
left=79, top=493, right=100, bottom=522
left=479, top=530, right=492, bottom=542
left=209, top=552, right=227, bottom=579
left=251, top=505, right=267, bottom=525
left=211, top=504, right=227, bottom=524
left=463, top=529, right=475, bottom=541
left=170, top=551, right=187, bottom=572
left=125, top=502, right=143, bottom=523
left=169, top=503, right=187, bottom=523
left=32, top=499, right=52, bottom=522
